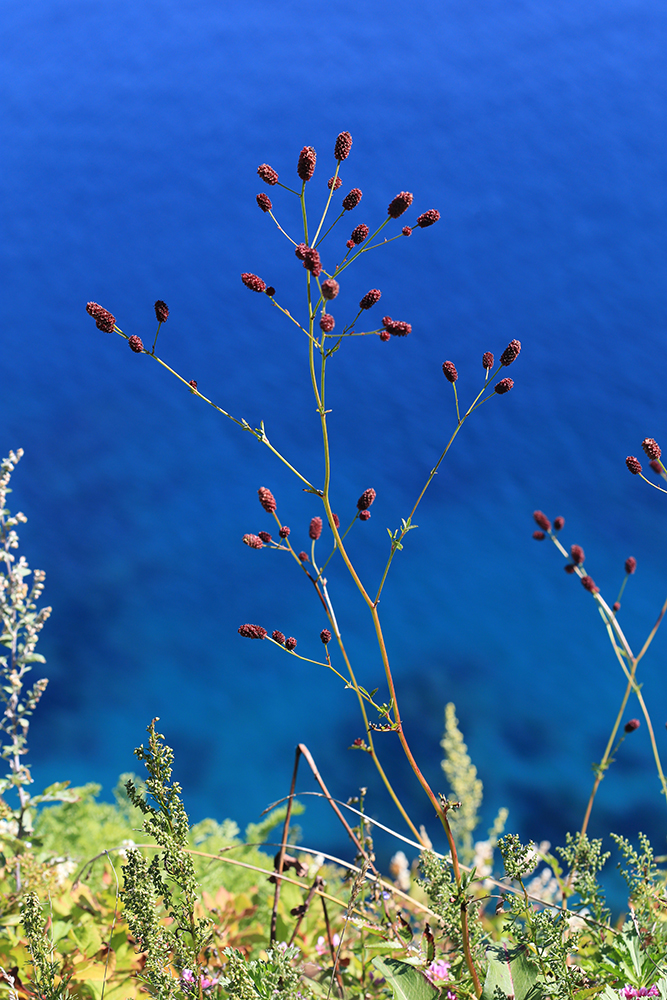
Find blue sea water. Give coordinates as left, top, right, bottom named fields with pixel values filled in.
left=2, top=0, right=667, bottom=898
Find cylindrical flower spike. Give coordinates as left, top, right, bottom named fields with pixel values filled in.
left=284, top=636, right=297, bottom=650
left=258, top=487, right=277, bottom=512
left=382, top=316, right=412, bottom=337
left=649, top=459, right=663, bottom=474
left=303, top=247, right=322, bottom=276
left=349, top=223, right=369, bottom=245
left=554, top=516, right=565, bottom=531
left=388, top=191, right=413, bottom=218
left=320, top=314, right=335, bottom=332
left=272, top=630, right=285, bottom=644
left=258, top=531, right=272, bottom=544
left=328, top=176, right=342, bottom=190
left=642, top=438, right=661, bottom=460
left=625, top=556, right=637, bottom=574
left=154, top=300, right=169, bottom=323
left=624, top=718, right=640, bottom=732
left=626, top=456, right=642, bottom=475
left=494, top=378, right=514, bottom=394
left=334, top=131, right=352, bottom=160
left=442, top=361, right=458, bottom=383
left=297, top=146, right=316, bottom=181
left=243, top=534, right=263, bottom=549
left=309, top=517, right=323, bottom=540
left=581, top=576, right=599, bottom=594
left=416, top=209, right=440, bottom=227
left=238, top=624, right=267, bottom=639
left=500, top=340, right=521, bottom=366
left=321, top=279, right=340, bottom=300
left=532, top=531, right=545, bottom=540
left=86, top=302, right=116, bottom=332
left=320, top=629, right=332, bottom=644
left=241, top=273, right=266, bottom=292
left=482, top=351, right=494, bottom=369
left=359, top=289, right=381, bottom=310
left=257, top=164, right=278, bottom=185
left=342, top=188, right=362, bottom=211
left=533, top=511, right=551, bottom=531
left=570, top=545, right=585, bottom=565
left=128, top=335, right=144, bottom=353
left=256, top=193, right=272, bottom=212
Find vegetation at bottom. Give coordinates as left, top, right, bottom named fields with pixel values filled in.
left=4, top=131, right=667, bottom=997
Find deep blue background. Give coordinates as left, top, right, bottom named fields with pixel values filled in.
left=3, top=0, right=667, bottom=888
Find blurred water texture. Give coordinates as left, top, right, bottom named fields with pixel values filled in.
left=2, top=0, right=667, bottom=888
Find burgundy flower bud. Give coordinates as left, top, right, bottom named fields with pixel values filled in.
left=379, top=330, right=391, bottom=342
left=581, top=575, right=599, bottom=594
left=258, top=487, right=277, bottom=512
left=278, top=526, right=290, bottom=538
left=238, top=623, right=267, bottom=639
left=564, top=564, right=576, bottom=573
left=533, top=511, right=551, bottom=531
left=388, top=191, right=413, bottom=218
left=494, top=377, right=514, bottom=394
left=624, top=718, right=640, bottom=733
left=320, top=628, right=332, bottom=644
left=309, top=516, right=323, bottom=540
left=272, top=630, right=285, bottom=644
left=128, top=335, right=144, bottom=353
left=332, top=513, right=340, bottom=528
left=298, top=551, right=309, bottom=562
left=642, top=438, right=661, bottom=460
left=342, top=188, right=362, bottom=211
left=256, top=193, right=272, bottom=212
left=625, top=556, right=637, bottom=574
left=349, top=223, right=369, bottom=245
left=382, top=316, right=412, bottom=337
left=500, top=340, right=521, bottom=366
left=442, top=361, right=458, bottom=383
left=570, top=545, right=585, bottom=565
left=402, top=226, right=412, bottom=236
left=303, top=247, right=322, bottom=276
left=154, top=300, right=169, bottom=323
left=359, top=510, right=371, bottom=521
left=189, top=380, right=198, bottom=390
left=242, top=272, right=267, bottom=293
left=359, top=289, right=381, bottom=310
left=265, top=286, right=275, bottom=296
left=328, top=176, right=343, bottom=190
left=285, top=636, right=297, bottom=651
left=346, top=239, right=354, bottom=249
left=357, top=488, right=376, bottom=510
left=295, top=243, right=308, bottom=261
left=626, top=456, right=642, bottom=475
left=297, top=146, right=316, bottom=181
left=257, top=163, right=279, bottom=185
left=416, top=209, right=441, bottom=228
left=321, top=279, right=340, bottom=300
left=86, top=302, right=116, bottom=333
left=554, top=516, right=565, bottom=531
left=532, top=531, right=545, bottom=540
left=320, top=314, right=335, bottom=332
left=243, top=533, right=263, bottom=549
left=482, top=351, right=494, bottom=369
left=334, top=131, right=352, bottom=160
left=258, top=531, right=272, bottom=544
left=613, top=601, right=621, bottom=612
left=650, top=459, right=663, bottom=474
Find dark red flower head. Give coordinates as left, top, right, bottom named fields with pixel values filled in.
left=284, top=636, right=297, bottom=651
left=328, top=176, right=343, bottom=190
left=626, top=456, right=642, bottom=475
left=581, top=575, right=599, bottom=594
left=298, top=551, right=309, bottom=562
left=570, top=545, right=585, bottom=565
left=272, top=630, right=285, bottom=645
left=416, top=209, right=440, bottom=228
left=342, top=188, right=362, bottom=211
left=334, top=131, right=352, bottom=161
left=86, top=302, right=116, bottom=333
left=482, top=351, right=494, bottom=369
left=500, top=340, right=521, bottom=366
left=309, top=516, right=323, bottom=540
left=295, top=243, right=308, bottom=261
left=357, top=488, right=376, bottom=510
left=332, top=513, right=340, bottom=528
left=258, top=531, right=272, bottom=544
left=554, top=516, right=565, bottom=531
left=379, top=330, right=391, bottom=342
left=243, top=533, right=263, bottom=549
left=359, top=509, right=371, bottom=521
left=238, top=623, right=267, bottom=639
left=649, top=459, right=663, bottom=474
left=442, top=361, right=458, bottom=383
left=265, top=286, right=275, bottom=296
left=278, top=526, right=290, bottom=538
left=320, top=629, right=332, bottom=644
left=624, top=718, right=640, bottom=733
left=564, top=564, right=576, bottom=573
left=625, top=556, right=637, bottom=575
left=494, top=378, right=514, bottom=394
left=533, top=511, right=551, bottom=532
left=642, top=438, right=661, bottom=460
left=297, top=146, right=317, bottom=181
left=256, top=193, right=272, bottom=213
left=258, top=487, right=277, bottom=513
left=189, top=380, right=198, bottom=390
left=242, top=272, right=266, bottom=293
left=303, top=247, right=322, bottom=276
left=320, top=314, right=335, bottom=332
left=349, top=223, right=369, bottom=245
left=532, top=531, right=545, bottom=540
left=257, top=163, right=278, bottom=185
left=128, top=335, right=144, bottom=353
left=388, top=191, right=413, bottom=218
left=359, top=289, right=381, bottom=310
left=613, top=601, right=621, bottom=612
left=382, top=316, right=412, bottom=337
left=154, top=300, right=169, bottom=323
left=402, top=226, right=412, bottom=236
left=321, top=279, right=340, bottom=300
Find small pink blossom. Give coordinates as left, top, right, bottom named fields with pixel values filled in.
left=425, top=958, right=451, bottom=985
left=315, top=933, right=340, bottom=956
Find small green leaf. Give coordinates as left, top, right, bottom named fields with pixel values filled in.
left=372, top=957, right=438, bottom=1000
left=482, top=943, right=543, bottom=1000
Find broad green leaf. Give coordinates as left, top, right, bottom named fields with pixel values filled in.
left=372, top=957, right=438, bottom=1000
left=482, top=943, right=543, bottom=1000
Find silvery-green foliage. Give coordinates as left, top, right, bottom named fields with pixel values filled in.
left=220, top=945, right=313, bottom=1000
left=20, top=890, right=71, bottom=999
